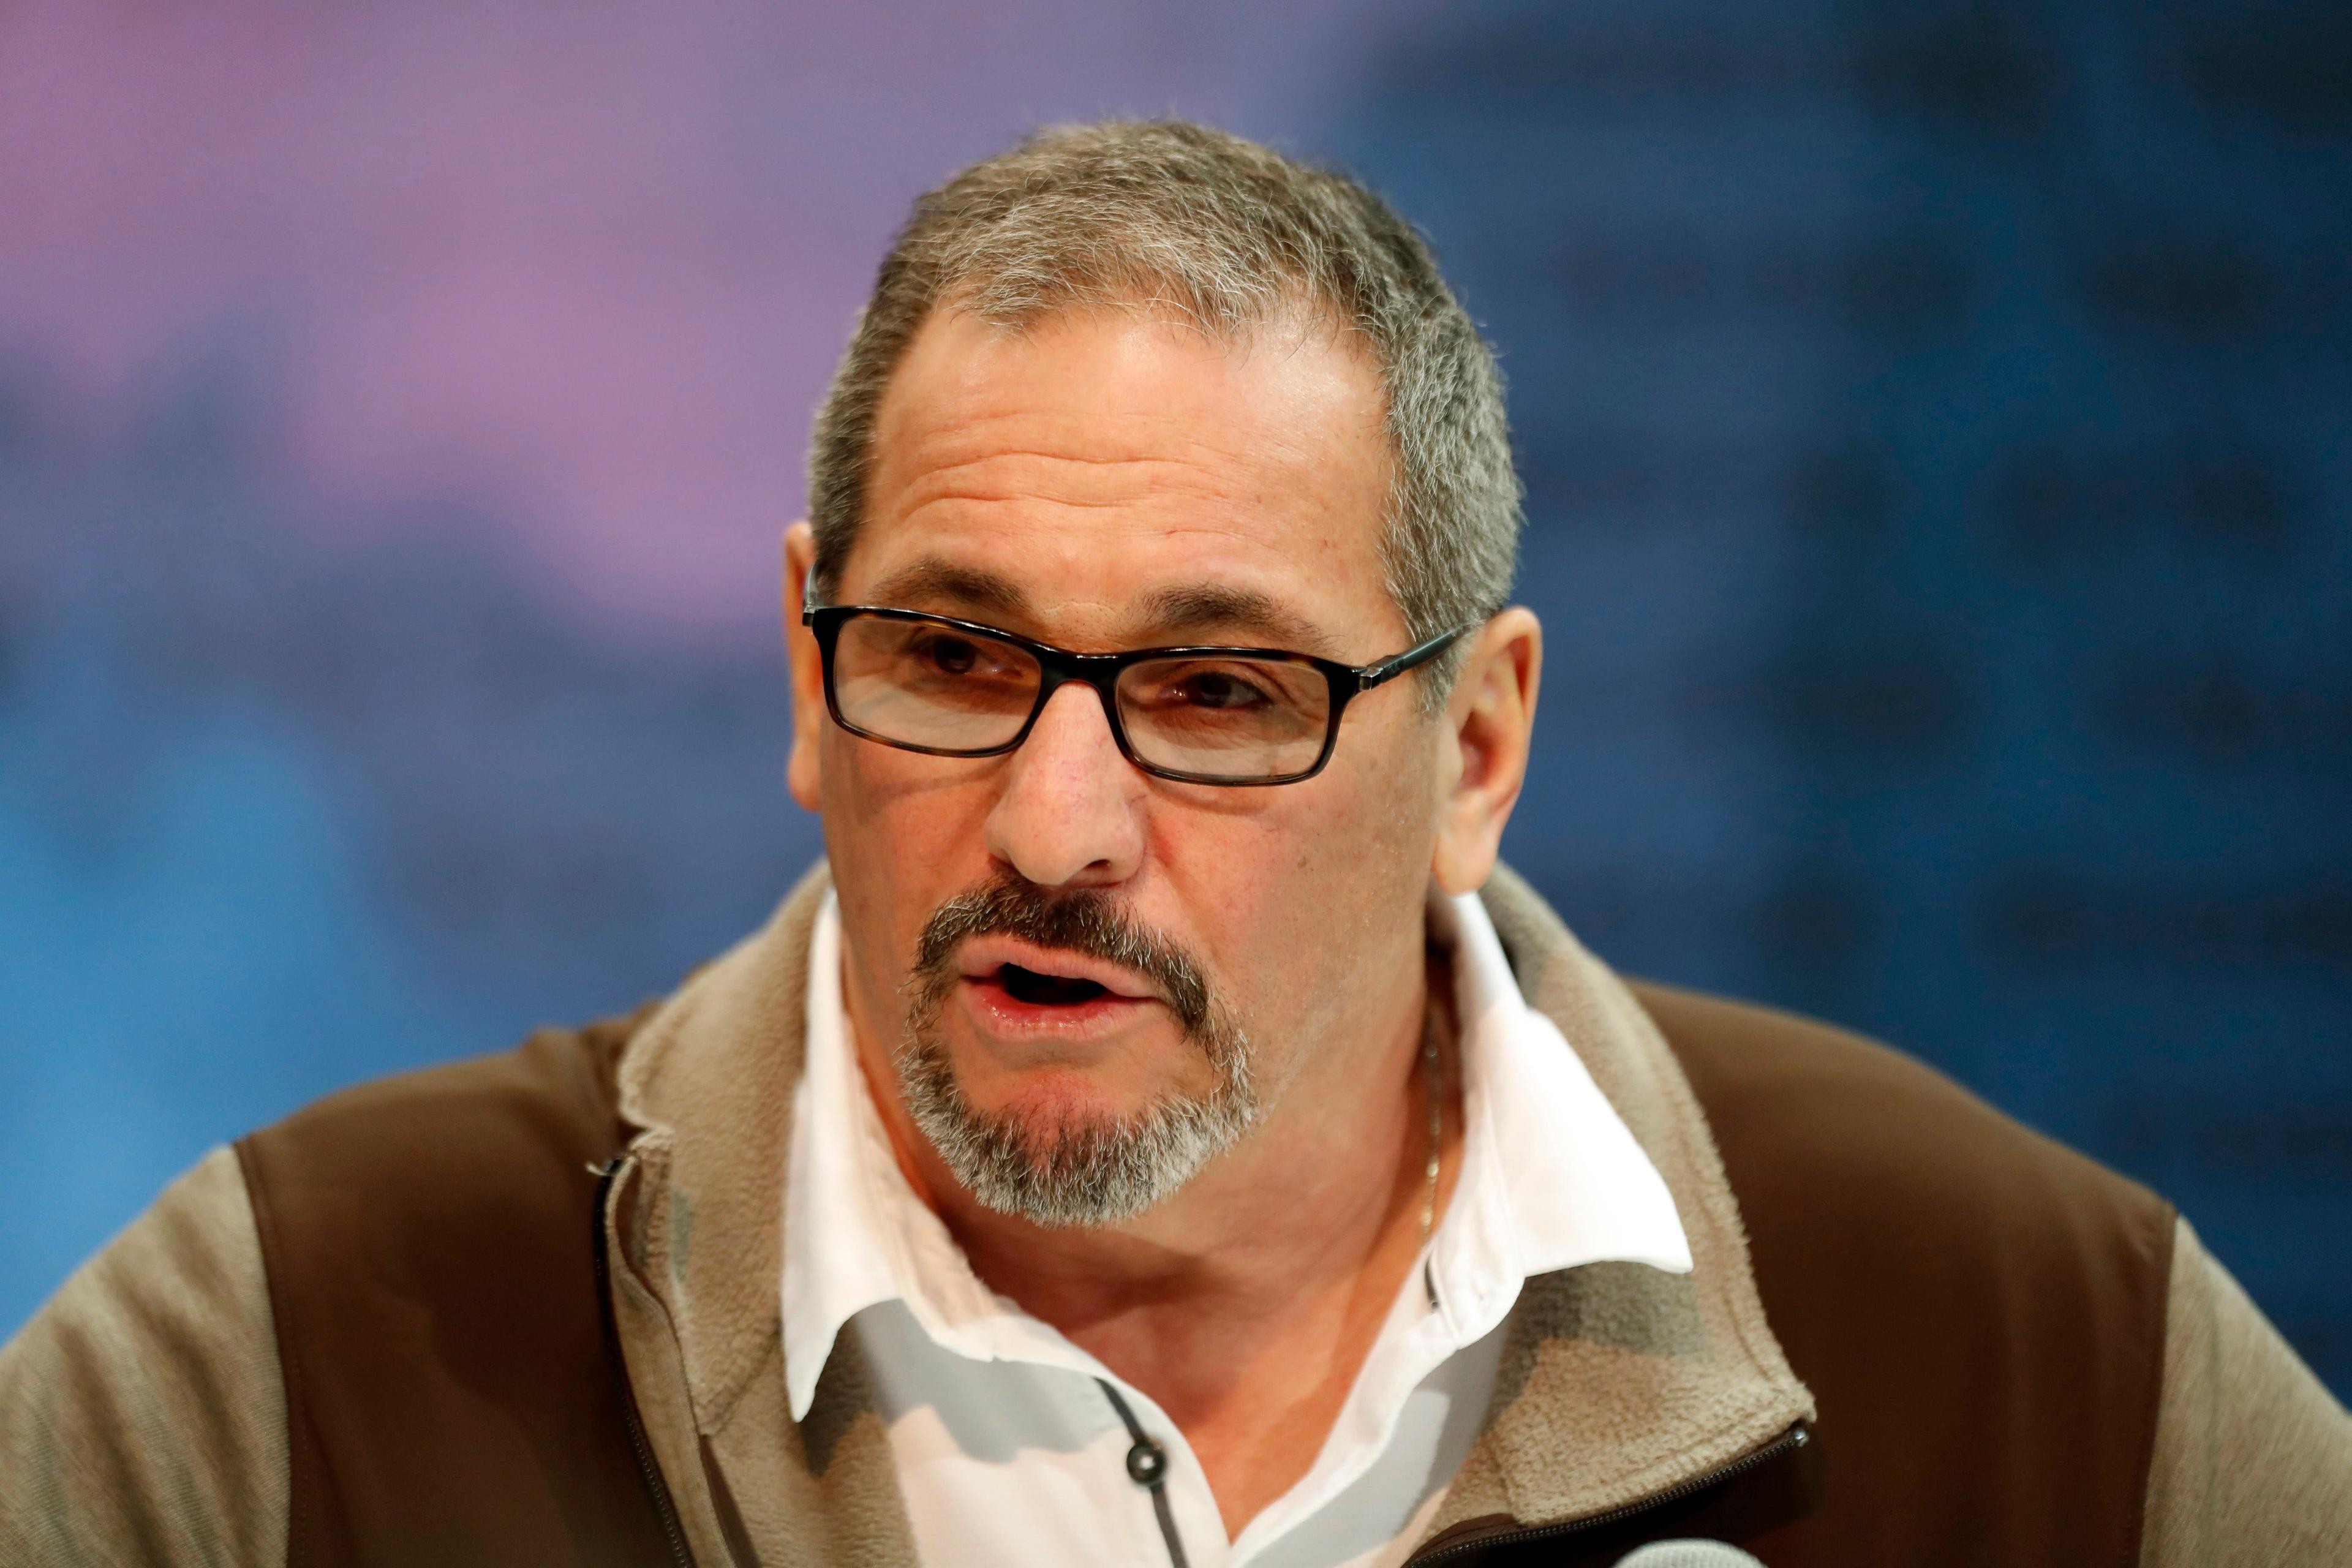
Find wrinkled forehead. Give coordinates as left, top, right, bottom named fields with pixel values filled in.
left=845, top=304, right=1408, bottom=655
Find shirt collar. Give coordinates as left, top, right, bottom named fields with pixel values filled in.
left=1422, top=887, right=1693, bottom=1346
left=780, top=896, right=897, bottom=1420
left=780, top=885, right=1691, bottom=1422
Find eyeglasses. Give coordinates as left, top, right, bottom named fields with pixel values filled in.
left=802, top=603, right=1474, bottom=786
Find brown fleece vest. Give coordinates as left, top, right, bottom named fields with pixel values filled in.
left=236, top=1009, right=671, bottom=1568
left=236, top=984, right=2175, bottom=1567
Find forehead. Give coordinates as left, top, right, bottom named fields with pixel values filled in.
left=851, top=306, right=1404, bottom=654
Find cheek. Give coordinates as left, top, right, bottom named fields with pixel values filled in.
left=820, top=739, right=997, bottom=986
left=1160, top=739, right=1439, bottom=1029
left=1287, top=717, right=1444, bottom=891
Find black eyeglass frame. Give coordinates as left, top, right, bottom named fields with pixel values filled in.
left=802, top=603, right=1476, bottom=786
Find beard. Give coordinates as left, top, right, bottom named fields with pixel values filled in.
left=899, top=876, right=1259, bottom=1228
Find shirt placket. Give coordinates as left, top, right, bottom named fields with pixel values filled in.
left=1096, top=1376, right=1234, bottom=1568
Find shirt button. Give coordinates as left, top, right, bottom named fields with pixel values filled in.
left=1125, top=1436, right=1169, bottom=1487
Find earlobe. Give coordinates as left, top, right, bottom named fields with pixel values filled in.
left=787, top=718, right=823, bottom=813
left=1429, top=609, right=1542, bottom=897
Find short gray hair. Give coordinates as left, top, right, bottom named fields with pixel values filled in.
left=805, top=119, right=1520, bottom=700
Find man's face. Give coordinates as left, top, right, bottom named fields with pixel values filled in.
left=790, top=304, right=1455, bottom=1223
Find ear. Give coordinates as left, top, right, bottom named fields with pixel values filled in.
left=783, top=521, right=826, bottom=812
left=1430, top=607, right=1542, bottom=897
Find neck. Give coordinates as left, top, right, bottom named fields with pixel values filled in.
left=844, top=935, right=1464, bottom=1536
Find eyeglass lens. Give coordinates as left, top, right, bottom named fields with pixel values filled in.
left=829, top=615, right=1333, bottom=781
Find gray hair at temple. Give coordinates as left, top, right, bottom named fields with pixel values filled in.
left=804, top=119, right=1522, bottom=704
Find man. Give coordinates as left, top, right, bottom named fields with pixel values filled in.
left=4, top=121, right=2347, bottom=1567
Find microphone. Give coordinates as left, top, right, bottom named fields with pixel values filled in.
left=1614, top=1543, right=1766, bottom=1567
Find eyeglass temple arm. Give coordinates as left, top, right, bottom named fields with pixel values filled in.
left=1355, top=623, right=1474, bottom=690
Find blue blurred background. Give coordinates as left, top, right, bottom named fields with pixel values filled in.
left=3, top=0, right=2345, bottom=1395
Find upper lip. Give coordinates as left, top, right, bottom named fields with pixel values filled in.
left=956, top=937, right=1161, bottom=1002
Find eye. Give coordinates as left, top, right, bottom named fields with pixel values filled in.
left=1172, top=668, right=1273, bottom=709
left=909, top=631, right=982, bottom=675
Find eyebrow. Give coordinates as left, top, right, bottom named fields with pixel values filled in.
left=857, top=557, right=1340, bottom=656
left=861, top=559, right=1032, bottom=619
left=1131, top=582, right=1338, bottom=656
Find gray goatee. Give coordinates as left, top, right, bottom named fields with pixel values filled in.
left=900, top=878, right=1257, bottom=1227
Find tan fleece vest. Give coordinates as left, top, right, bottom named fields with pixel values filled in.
left=236, top=907, right=2175, bottom=1566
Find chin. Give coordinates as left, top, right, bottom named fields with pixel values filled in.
left=899, top=1025, right=1261, bottom=1229
left=944, top=1045, right=1174, bottom=1131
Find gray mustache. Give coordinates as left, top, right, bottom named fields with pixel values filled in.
left=910, top=878, right=1213, bottom=1034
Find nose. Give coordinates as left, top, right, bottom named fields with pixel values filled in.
left=982, top=678, right=1147, bottom=890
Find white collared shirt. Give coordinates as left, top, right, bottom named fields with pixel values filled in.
left=781, top=888, right=1692, bottom=1568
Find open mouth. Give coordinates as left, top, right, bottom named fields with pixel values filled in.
left=951, top=937, right=1160, bottom=1035
left=994, top=962, right=1111, bottom=1007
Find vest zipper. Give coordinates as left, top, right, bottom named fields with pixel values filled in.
left=1400, top=1419, right=1810, bottom=1566
left=594, top=1156, right=699, bottom=1568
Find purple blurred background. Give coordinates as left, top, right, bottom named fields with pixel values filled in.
left=3, top=2, right=1412, bottom=638
left=6, top=1, right=2347, bottom=1391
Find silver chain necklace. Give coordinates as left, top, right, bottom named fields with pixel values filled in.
left=1419, top=1011, right=1443, bottom=1245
